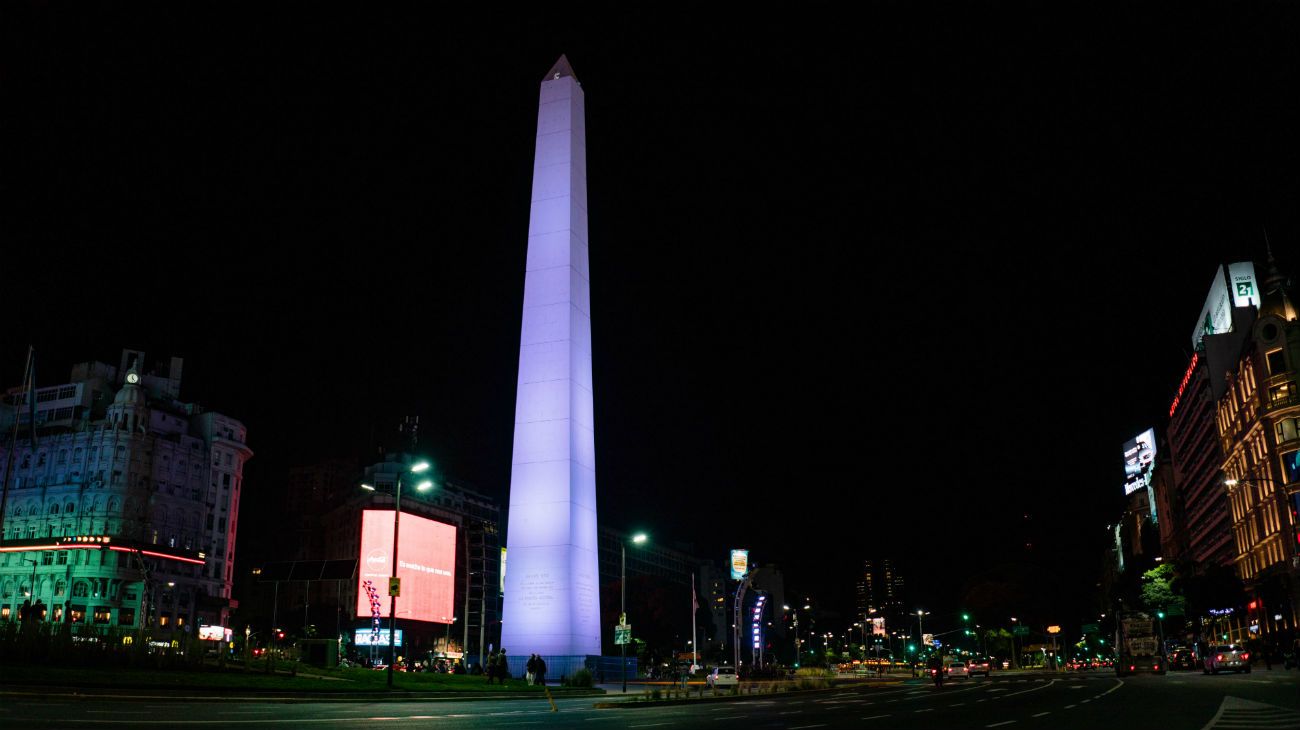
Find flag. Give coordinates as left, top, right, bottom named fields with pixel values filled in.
left=692, top=573, right=699, bottom=612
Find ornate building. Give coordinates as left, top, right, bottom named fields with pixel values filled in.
left=0, top=349, right=249, bottom=630
left=1215, top=256, right=1299, bottom=635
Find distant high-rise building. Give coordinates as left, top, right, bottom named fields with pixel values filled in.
left=856, top=559, right=905, bottom=628
left=0, top=349, right=248, bottom=629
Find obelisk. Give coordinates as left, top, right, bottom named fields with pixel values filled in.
left=500, top=56, right=601, bottom=673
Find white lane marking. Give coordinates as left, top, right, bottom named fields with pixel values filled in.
left=628, top=725, right=670, bottom=728
left=1032, top=712, right=1050, bottom=717
left=1002, top=680, right=1057, bottom=699
left=1065, top=705, right=1077, bottom=709
left=915, top=708, right=933, bottom=713
left=712, top=717, right=747, bottom=722
left=1069, top=686, right=1086, bottom=690
left=788, top=725, right=827, bottom=729
left=85, top=711, right=152, bottom=715
left=1080, top=699, right=1091, bottom=704
left=778, top=710, right=803, bottom=715
left=950, top=702, right=965, bottom=707
left=986, top=688, right=1009, bottom=693
left=862, top=715, right=891, bottom=721
left=987, top=722, right=1016, bottom=728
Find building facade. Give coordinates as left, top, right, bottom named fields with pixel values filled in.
left=1215, top=260, right=1299, bottom=632
left=0, top=349, right=249, bottom=630
left=271, top=453, right=503, bottom=667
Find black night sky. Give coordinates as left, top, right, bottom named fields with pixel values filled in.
left=5, top=6, right=1298, bottom=631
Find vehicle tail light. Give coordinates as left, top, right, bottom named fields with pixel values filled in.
left=1129, top=665, right=1135, bottom=671
left=1153, top=665, right=1159, bottom=671
left=1240, top=653, right=1249, bottom=660
left=1217, top=655, right=1224, bottom=661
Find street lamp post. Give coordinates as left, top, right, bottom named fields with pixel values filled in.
left=621, top=533, right=647, bottom=693
left=361, top=459, right=432, bottom=689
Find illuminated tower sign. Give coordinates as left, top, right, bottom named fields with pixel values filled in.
left=501, top=56, right=602, bottom=661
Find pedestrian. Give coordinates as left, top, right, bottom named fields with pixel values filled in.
left=486, top=651, right=498, bottom=684
left=497, top=648, right=509, bottom=684
left=526, top=654, right=537, bottom=685
left=536, top=655, right=547, bottom=687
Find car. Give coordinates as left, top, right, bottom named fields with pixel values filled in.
left=967, top=658, right=991, bottom=677
left=707, top=666, right=739, bottom=688
left=1204, top=645, right=1250, bottom=674
left=945, top=662, right=969, bottom=679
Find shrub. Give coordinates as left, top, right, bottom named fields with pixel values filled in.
left=564, top=668, right=594, bottom=688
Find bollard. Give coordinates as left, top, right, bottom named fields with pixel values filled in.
left=544, top=686, right=558, bottom=712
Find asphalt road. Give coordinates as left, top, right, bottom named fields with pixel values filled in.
left=4, top=670, right=1298, bottom=729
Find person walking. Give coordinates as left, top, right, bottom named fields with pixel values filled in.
left=526, top=654, right=538, bottom=685
left=497, top=648, right=509, bottom=684
left=486, top=651, right=498, bottom=684
left=536, top=655, right=547, bottom=687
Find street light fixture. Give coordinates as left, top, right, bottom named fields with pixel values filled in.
left=621, top=532, right=648, bottom=692
left=359, top=458, right=435, bottom=689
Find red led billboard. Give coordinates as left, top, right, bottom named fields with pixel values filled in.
left=356, top=509, right=457, bottom=624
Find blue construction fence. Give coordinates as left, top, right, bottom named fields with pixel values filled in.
left=503, top=653, right=637, bottom=684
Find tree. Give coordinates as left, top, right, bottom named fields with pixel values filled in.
left=1140, top=564, right=1177, bottom=610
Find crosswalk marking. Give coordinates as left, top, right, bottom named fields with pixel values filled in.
left=1199, top=696, right=1300, bottom=730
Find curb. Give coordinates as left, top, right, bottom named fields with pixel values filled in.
left=0, top=686, right=606, bottom=704
left=593, top=680, right=904, bottom=709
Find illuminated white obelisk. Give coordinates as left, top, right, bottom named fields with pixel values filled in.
left=501, top=56, right=600, bottom=668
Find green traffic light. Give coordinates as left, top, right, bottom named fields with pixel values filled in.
left=962, top=614, right=970, bottom=621
left=1157, top=611, right=1165, bottom=619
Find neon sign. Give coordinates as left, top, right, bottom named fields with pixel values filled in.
left=1169, top=353, right=1199, bottom=417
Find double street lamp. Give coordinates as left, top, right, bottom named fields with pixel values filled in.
left=621, top=532, right=647, bottom=693
left=361, top=459, right=433, bottom=689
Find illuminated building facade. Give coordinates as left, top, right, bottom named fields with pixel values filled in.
left=0, top=349, right=248, bottom=629
left=271, top=454, right=502, bottom=666
left=1215, top=256, right=1299, bottom=632
left=856, top=558, right=905, bottom=629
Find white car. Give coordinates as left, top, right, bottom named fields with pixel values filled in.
left=1204, top=645, right=1250, bottom=674
left=945, top=662, right=969, bottom=679
left=707, top=666, right=739, bottom=688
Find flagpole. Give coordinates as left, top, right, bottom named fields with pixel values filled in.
left=0, top=346, right=34, bottom=538
left=691, top=573, right=698, bottom=671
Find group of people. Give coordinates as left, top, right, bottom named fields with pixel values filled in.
left=483, top=648, right=510, bottom=684
left=525, top=653, right=548, bottom=686
left=479, top=649, right=550, bottom=686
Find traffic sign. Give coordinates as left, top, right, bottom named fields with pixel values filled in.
left=1046, top=625, right=1061, bottom=635
left=1081, top=623, right=1099, bottom=635
left=615, top=625, right=632, bottom=645
left=389, top=577, right=401, bottom=597
left=1013, top=626, right=1029, bottom=636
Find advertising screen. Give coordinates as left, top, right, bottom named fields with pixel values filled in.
left=1122, top=428, right=1157, bottom=496
left=356, top=509, right=457, bottom=624
left=354, top=628, right=404, bottom=647
left=198, top=625, right=232, bottom=641
left=1228, top=261, right=1260, bottom=309
left=870, top=617, right=886, bottom=636
left=730, top=549, right=749, bottom=580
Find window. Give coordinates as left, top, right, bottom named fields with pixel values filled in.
left=118, top=608, right=135, bottom=626
left=93, top=608, right=111, bottom=624
left=1267, top=349, right=1287, bottom=375
left=56, top=450, right=67, bottom=464
left=222, top=473, right=231, bottom=489
left=49, top=503, right=59, bottom=515
left=73, top=582, right=89, bottom=598
left=56, top=551, right=67, bottom=565
left=1270, top=382, right=1295, bottom=406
